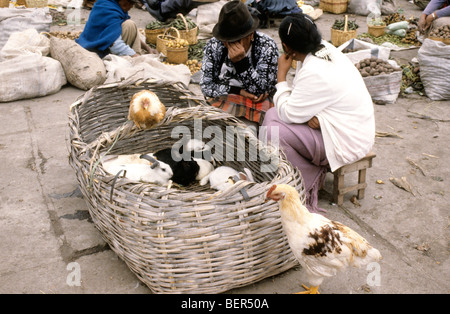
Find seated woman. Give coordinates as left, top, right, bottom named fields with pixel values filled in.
left=261, top=14, right=375, bottom=213
left=76, top=0, right=154, bottom=58
left=200, top=0, right=279, bottom=126
left=418, top=0, right=450, bottom=35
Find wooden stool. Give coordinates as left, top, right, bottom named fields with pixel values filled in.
left=332, top=151, right=376, bottom=205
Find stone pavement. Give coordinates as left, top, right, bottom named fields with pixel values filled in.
left=0, top=1, right=448, bottom=294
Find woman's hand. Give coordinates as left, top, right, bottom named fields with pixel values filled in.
left=224, top=41, right=246, bottom=63
left=308, top=116, right=320, bottom=129
left=277, top=53, right=293, bottom=83
left=240, top=90, right=269, bottom=103
left=418, top=12, right=435, bottom=33
left=418, top=14, right=427, bottom=33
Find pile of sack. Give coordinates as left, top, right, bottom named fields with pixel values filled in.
left=0, top=7, right=191, bottom=103
left=0, top=8, right=106, bottom=102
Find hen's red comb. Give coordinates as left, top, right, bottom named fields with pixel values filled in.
left=266, top=185, right=277, bottom=198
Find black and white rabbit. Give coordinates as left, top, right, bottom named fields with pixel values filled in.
left=153, top=139, right=213, bottom=186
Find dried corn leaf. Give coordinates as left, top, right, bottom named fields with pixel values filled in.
left=406, top=157, right=426, bottom=176
left=376, top=131, right=403, bottom=139
left=389, top=176, right=415, bottom=196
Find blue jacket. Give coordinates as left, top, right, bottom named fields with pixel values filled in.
left=76, top=0, right=130, bottom=55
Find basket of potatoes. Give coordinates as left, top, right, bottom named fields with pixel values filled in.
left=157, top=27, right=182, bottom=55
left=428, top=25, right=450, bottom=44
left=166, top=38, right=189, bottom=64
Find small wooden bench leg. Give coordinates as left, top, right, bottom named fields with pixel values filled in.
left=357, top=168, right=366, bottom=200
left=331, top=151, right=375, bottom=206
left=333, top=171, right=345, bottom=205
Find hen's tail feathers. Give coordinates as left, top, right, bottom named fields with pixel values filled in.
left=368, top=247, right=382, bottom=262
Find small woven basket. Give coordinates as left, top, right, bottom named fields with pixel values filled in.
left=176, top=13, right=198, bottom=45
left=0, top=0, right=9, bottom=8
left=156, top=27, right=181, bottom=55
left=25, top=0, right=47, bottom=7
left=68, top=80, right=303, bottom=294
left=319, top=0, right=348, bottom=14
left=368, top=24, right=386, bottom=37
left=166, top=46, right=188, bottom=64
left=331, top=28, right=356, bottom=46
left=331, top=15, right=357, bottom=47
left=145, top=28, right=165, bottom=45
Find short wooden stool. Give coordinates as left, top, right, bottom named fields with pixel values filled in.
left=332, top=151, right=376, bottom=205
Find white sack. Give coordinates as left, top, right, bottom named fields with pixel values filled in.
left=338, top=38, right=391, bottom=64
left=196, top=0, right=228, bottom=39
left=362, top=70, right=402, bottom=104
left=0, top=29, right=50, bottom=60
left=346, top=48, right=401, bottom=104
left=0, top=8, right=52, bottom=51
left=103, top=54, right=191, bottom=87
left=348, top=0, right=396, bottom=16
left=417, top=38, right=450, bottom=101
left=50, top=36, right=107, bottom=90
left=0, top=55, right=67, bottom=103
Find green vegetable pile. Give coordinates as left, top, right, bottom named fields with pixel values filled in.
left=169, top=15, right=197, bottom=31
left=358, top=33, right=417, bottom=48
left=146, top=20, right=167, bottom=30
left=332, top=19, right=359, bottom=31
left=188, top=40, right=207, bottom=61
left=400, top=63, right=424, bottom=96
left=146, top=14, right=197, bottom=31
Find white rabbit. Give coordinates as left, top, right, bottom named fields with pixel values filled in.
left=101, top=153, right=152, bottom=167
left=102, top=154, right=173, bottom=185
left=200, top=166, right=253, bottom=191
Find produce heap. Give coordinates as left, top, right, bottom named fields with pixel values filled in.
left=332, top=19, right=359, bottom=30
left=428, top=25, right=450, bottom=40
left=358, top=13, right=421, bottom=47
left=354, top=57, right=401, bottom=77
left=146, top=15, right=205, bottom=74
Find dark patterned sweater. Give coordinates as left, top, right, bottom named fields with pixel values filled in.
left=200, top=31, right=279, bottom=98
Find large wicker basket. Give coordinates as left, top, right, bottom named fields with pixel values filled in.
left=319, top=0, right=348, bottom=14
left=68, top=80, right=303, bottom=293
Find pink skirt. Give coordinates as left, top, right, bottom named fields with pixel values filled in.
left=261, top=108, right=329, bottom=213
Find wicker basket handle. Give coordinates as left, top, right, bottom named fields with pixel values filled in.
left=164, top=27, right=181, bottom=39
left=344, top=15, right=348, bottom=32
left=177, top=13, right=190, bottom=31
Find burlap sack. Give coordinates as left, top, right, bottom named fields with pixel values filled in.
left=49, top=36, right=106, bottom=90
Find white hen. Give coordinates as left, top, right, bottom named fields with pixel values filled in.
left=266, top=184, right=382, bottom=294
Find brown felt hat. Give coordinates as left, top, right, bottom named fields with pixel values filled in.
left=212, top=0, right=259, bottom=42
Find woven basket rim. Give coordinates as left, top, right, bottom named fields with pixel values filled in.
left=70, top=83, right=292, bottom=202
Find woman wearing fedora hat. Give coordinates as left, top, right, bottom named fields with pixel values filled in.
left=261, top=14, right=375, bottom=213
left=200, top=1, right=279, bottom=126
